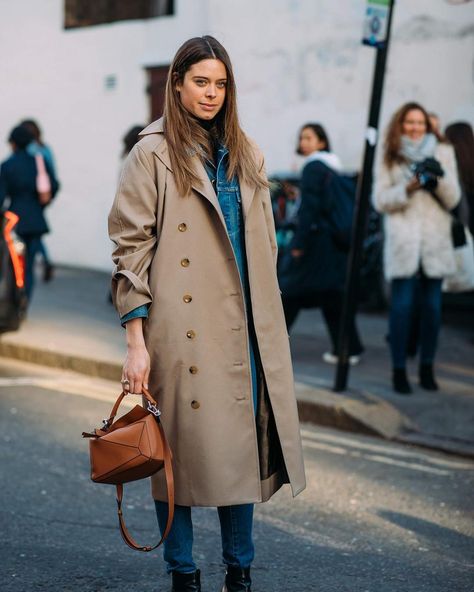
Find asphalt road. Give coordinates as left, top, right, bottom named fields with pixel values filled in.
left=1, top=358, right=473, bottom=592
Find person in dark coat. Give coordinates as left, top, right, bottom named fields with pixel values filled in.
left=0, top=125, right=59, bottom=301
left=279, top=123, right=363, bottom=364
left=21, top=119, right=59, bottom=283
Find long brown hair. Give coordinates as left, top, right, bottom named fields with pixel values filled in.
left=383, top=102, right=433, bottom=167
left=163, top=36, right=267, bottom=195
left=445, top=122, right=474, bottom=197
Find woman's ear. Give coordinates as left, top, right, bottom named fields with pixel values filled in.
left=173, top=72, right=181, bottom=93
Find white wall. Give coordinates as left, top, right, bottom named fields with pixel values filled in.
left=0, top=0, right=208, bottom=270
left=0, top=0, right=473, bottom=270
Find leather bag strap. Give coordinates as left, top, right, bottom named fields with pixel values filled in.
left=114, top=390, right=175, bottom=552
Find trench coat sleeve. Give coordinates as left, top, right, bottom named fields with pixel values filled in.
left=373, top=161, right=409, bottom=214
left=108, top=144, right=158, bottom=318
left=434, top=144, right=461, bottom=211
left=290, top=161, right=326, bottom=250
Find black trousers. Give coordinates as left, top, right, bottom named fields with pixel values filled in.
left=282, top=290, right=364, bottom=356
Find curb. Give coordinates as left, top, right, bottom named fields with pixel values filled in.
left=2, top=340, right=473, bottom=459
left=0, top=341, right=121, bottom=382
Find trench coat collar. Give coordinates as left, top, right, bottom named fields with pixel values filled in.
left=139, top=117, right=256, bottom=222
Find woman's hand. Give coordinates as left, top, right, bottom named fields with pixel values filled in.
left=122, top=318, right=150, bottom=394
left=406, top=176, right=421, bottom=195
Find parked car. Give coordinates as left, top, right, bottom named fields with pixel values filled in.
left=0, top=210, right=27, bottom=333
left=269, top=172, right=387, bottom=310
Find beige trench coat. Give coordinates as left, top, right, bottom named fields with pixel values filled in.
left=108, top=119, right=306, bottom=507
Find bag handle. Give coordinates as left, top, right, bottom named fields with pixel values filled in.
left=86, top=387, right=175, bottom=552
left=116, top=421, right=174, bottom=552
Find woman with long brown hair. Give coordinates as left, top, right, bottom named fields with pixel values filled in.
left=374, top=102, right=460, bottom=394
left=444, top=121, right=474, bottom=234
left=108, top=36, right=305, bottom=592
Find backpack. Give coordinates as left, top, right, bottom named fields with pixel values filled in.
left=322, top=167, right=357, bottom=251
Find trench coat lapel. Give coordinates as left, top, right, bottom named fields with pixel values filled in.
left=190, top=156, right=227, bottom=229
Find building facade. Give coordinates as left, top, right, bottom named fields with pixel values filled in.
left=0, top=0, right=473, bottom=270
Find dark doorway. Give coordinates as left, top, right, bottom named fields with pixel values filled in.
left=146, top=65, right=170, bottom=122
left=64, top=0, right=175, bottom=29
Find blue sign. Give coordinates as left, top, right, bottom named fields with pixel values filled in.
left=363, top=0, right=390, bottom=48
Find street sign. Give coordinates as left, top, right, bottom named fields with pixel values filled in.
left=363, top=0, right=390, bottom=48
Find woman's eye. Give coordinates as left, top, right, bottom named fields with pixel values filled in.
left=195, top=79, right=206, bottom=86
left=217, top=82, right=227, bottom=89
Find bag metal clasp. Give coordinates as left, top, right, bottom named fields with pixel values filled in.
left=147, top=401, right=161, bottom=417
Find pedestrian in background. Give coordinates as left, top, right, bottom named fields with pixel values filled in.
left=120, top=124, right=145, bottom=174
left=444, top=121, right=474, bottom=235
left=109, top=36, right=305, bottom=592
left=374, top=102, right=461, bottom=394
left=0, top=125, right=59, bottom=301
left=279, top=123, right=364, bottom=365
left=20, top=119, right=58, bottom=282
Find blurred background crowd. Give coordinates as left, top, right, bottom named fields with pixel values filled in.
left=0, top=0, right=473, bottom=395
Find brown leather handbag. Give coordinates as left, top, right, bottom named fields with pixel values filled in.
left=82, top=388, right=174, bottom=552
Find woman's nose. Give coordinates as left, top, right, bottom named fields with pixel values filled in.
left=206, top=85, right=217, bottom=98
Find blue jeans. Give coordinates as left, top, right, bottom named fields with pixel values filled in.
left=155, top=502, right=254, bottom=574
left=19, top=234, right=43, bottom=300
left=389, top=275, right=442, bottom=368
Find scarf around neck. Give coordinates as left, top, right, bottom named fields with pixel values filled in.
left=400, top=133, right=437, bottom=164
left=305, top=150, right=342, bottom=172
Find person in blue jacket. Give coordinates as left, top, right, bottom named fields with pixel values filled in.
left=21, top=119, right=59, bottom=282
left=279, top=123, right=363, bottom=364
left=0, top=125, right=59, bottom=301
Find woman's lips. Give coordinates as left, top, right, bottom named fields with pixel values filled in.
left=199, top=103, right=217, bottom=110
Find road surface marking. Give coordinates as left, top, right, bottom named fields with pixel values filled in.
left=301, top=428, right=474, bottom=470
left=302, top=439, right=451, bottom=476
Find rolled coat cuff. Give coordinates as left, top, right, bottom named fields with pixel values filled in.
left=120, top=304, right=149, bottom=327
left=111, top=268, right=153, bottom=318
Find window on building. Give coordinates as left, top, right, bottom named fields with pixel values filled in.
left=64, top=0, right=174, bottom=29
left=146, top=65, right=170, bottom=121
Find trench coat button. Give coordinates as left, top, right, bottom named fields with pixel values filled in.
left=181, top=258, right=190, bottom=267
left=191, top=400, right=200, bottom=409
left=186, top=330, right=196, bottom=339
left=178, top=223, right=187, bottom=232
left=189, top=365, right=198, bottom=374
left=183, top=294, right=192, bottom=303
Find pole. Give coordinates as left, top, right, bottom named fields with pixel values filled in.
left=334, top=0, right=396, bottom=392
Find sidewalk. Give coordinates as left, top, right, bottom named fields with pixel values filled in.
left=1, top=266, right=473, bottom=457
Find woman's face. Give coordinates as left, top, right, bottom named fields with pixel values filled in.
left=298, top=127, right=326, bottom=156
left=402, top=109, right=427, bottom=141
left=176, top=59, right=227, bottom=121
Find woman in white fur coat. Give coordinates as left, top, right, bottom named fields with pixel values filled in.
left=374, top=102, right=460, bottom=394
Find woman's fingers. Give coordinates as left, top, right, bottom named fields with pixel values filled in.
left=123, top=345, right=150, bottom=394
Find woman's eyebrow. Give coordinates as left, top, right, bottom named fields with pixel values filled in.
left=192, top=76, right=227, bottom=81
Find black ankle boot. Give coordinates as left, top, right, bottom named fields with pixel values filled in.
left=171, top=569, right=201, bottom=592
left=221, top=566, right=251, bottom=592
left=419, top=364, right=439, bottom=391
left=392, top=368, right=412, bottom=395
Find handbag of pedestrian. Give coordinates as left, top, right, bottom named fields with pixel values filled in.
left=82, top=387, right=174, bottom=552
left=34, top=153, right=52, bottom=205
